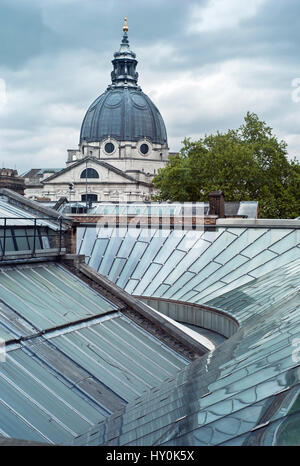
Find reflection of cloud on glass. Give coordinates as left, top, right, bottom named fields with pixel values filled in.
left=0, top=79, right=7, bottom=111
left=0, top=338, right=6, bottom=363
left=272, top=385, right=300, bottom=446
left=292, top=337, right=300, bottom=363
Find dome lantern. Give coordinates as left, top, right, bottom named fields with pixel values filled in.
left=111, top=17, right=138, bottom=88
left=79, top=19, right=168, bottom=147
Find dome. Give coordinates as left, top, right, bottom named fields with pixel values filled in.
left=80, top=19, right=168, bottom=147
left=80, top=87, right=168, bottom=146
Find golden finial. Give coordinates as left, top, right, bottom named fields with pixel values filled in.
left=123, top=17, right=128, bottom=33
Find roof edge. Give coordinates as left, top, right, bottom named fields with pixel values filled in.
left=0, top=188, right=72, bottom=229
left=60, top=255, right=207, bottom=358
left=216, top=218, right=300, bottom=228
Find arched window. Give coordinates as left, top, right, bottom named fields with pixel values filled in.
left=80, top=168, right=99, bottom=179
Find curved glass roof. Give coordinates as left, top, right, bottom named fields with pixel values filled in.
left=75, top=224, right=300, bottom=446
left=77, top=226, right=300, bottom=305
left=0, top=219, right=299, bottom=445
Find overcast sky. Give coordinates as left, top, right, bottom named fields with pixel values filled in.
left=0, top=0, right=299, bottom=173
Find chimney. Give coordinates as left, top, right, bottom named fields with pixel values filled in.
left=208, top=190, right=225, bottom=218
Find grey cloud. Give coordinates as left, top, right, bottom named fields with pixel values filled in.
left=0, top=0, right=299, bottom=174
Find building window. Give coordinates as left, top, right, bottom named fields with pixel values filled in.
left=0, top=227, right=51, bottom=254
left=80, top=168, right=99, bottom=179
left=81, top=194, right=98, bottom=203
left=104, top=142, right=115, bottom=154
left=140, top=143, right=149, bottom=155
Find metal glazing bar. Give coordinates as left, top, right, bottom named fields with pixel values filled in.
left=3, top=218, right=6, bottom=257
left=32, top=219, right=37, bottom=255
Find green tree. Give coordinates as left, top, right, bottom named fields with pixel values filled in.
left=153, top=113, right=300, bottom=218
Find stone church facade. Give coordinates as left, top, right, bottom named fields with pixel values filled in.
left=24, top=18, right=170, bottom=203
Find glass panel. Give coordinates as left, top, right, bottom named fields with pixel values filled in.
left=0, top=370, right=75, bottom=444
left=25, top=228, right=42, bottom=251
left=0, top=275, right=56, bottom=330
left=241, top=229, right=290, bottom=258
left=221, top=249, right=277, bottom=284
left=98, top=233, right=124, bottom=276
left=41, top=265, right=117, bottom=313
left=163, top=243, right=200, bottom=284
left=0, top=399, right=47, bottom=443
left=50, top=333, right=148, bottom=402
left=116, top=228, right=142, bottom=258
left=41, top=235, right=50, bottom=249
left=14, top=228, right=29, bottom=251
left=1, top=354, right=95, bottom=435
left=142, top=250, right=187, bottom=295
left=0, top=264, right=118, bottom=331
left=250, top=247, right=300, bottom=278
left=168, top=262, right=221, bottom=301
left=201, top=228, right=224, bottom=243
left=131, top=237, right=166, bottom=279
left=109, top=317, right=187, bottom=369
left=79, top=324, right=179, bottom=385
left=88, top=238, right=109, bottom=270
left=124, top=278, right=140, bottom=294
left=4, top=269, right=78, bottom=324
left=78, top=227, right=98, bottom=258
left=0, top=326, right=15, bottom=341
left=133, top=263, right=163, bottom=296
left=11, top=350, right=105, bottom=424
left=155, top=231, right=185, bottom=264
left=116, top=241, right=148, bottom=288
left=3, top=228, right=15, bottom=252
left=108, top=257, right=127, bottom=282
left=76, top=227, right=86, bottom=253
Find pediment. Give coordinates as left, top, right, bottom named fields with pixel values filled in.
left=42, top=157, right=143, bottom=185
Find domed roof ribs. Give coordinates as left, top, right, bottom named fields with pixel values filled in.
left=143, top=95, right=157, bottom=145
left=121, top=88, right=127, bottom=141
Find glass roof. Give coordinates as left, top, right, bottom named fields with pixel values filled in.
left=0, top=221, right=299, bottom=445
left=90, top=203, right=188, bottom=216
left=0, top=262, right=188, bottom=444
left=0, top=199, right=63, bottom=230
left=77, top=226, right=300, bottom=304
left=73, top=257, right=300, bottom=446
left=75, top=224, right=300, bottom=446
left=86, top=201, right=258, bottom=218
left=0, top=263, right=116, bottom=334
